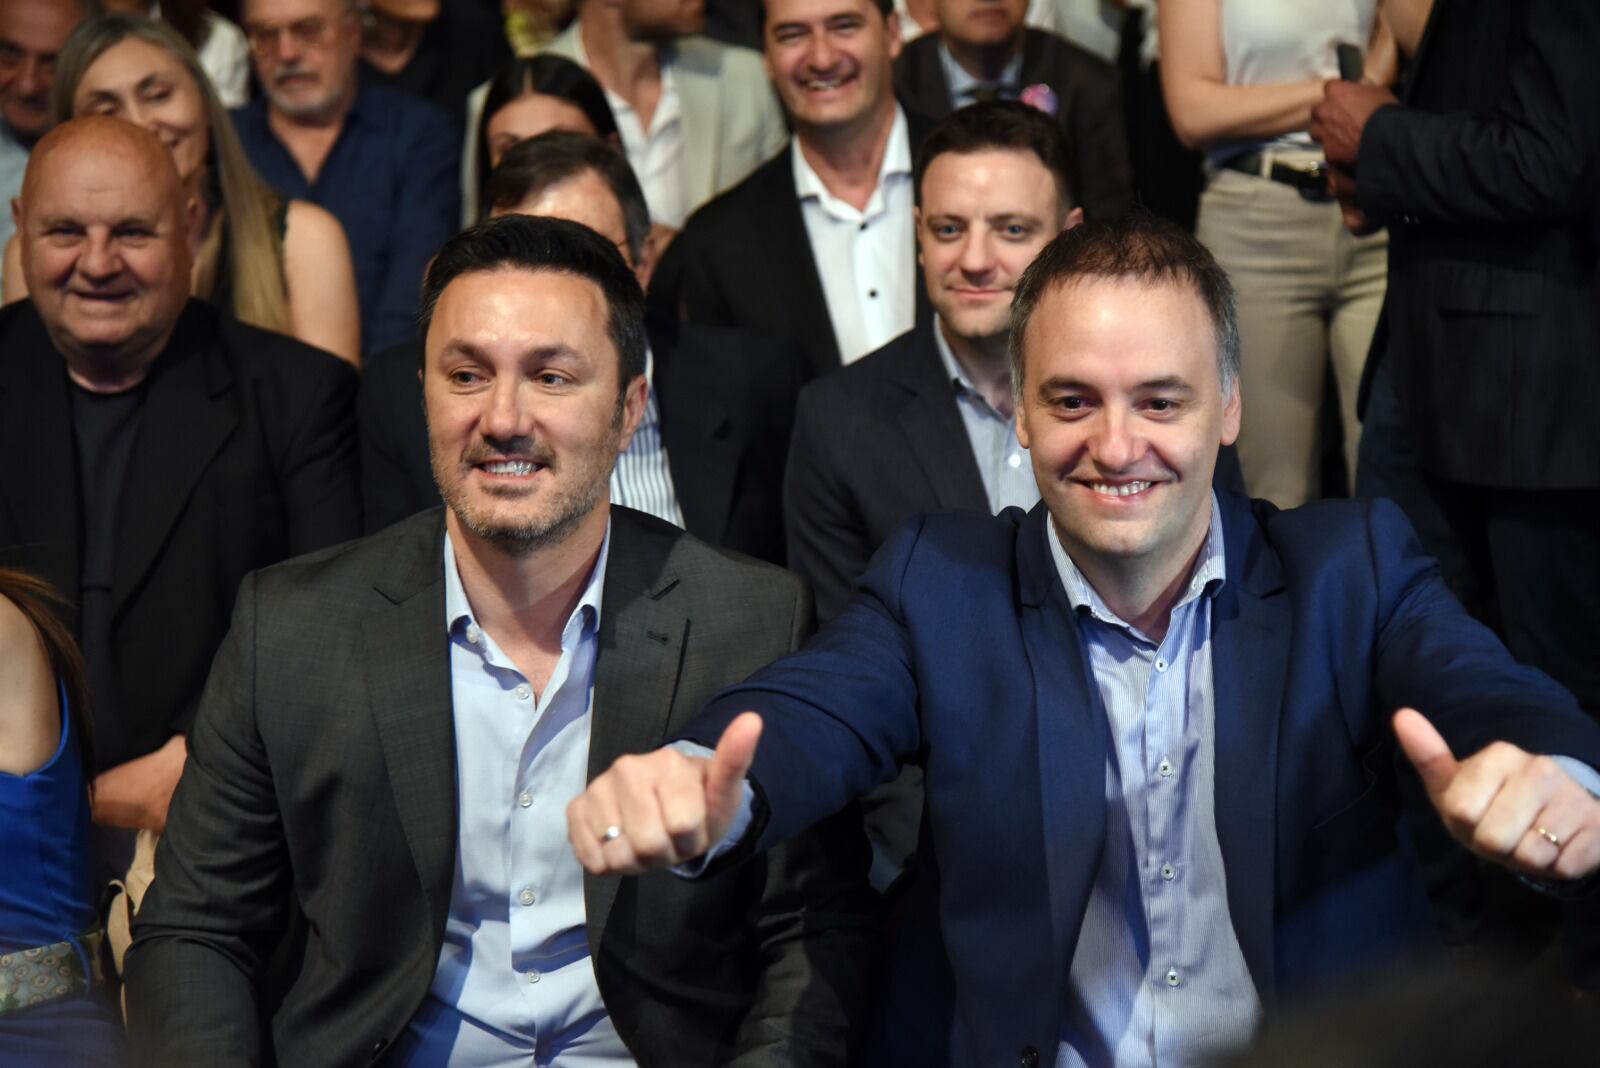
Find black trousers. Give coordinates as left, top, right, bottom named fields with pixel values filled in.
left=1357, top=356, right=1600, bottom=717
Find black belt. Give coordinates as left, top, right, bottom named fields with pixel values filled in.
left=1219, top=152, right=1333, bottom=202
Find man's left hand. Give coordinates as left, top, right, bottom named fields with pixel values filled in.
left=1310, top=80, right=1399, bottom=169
left=92, top=734, right=188, bottom=833
left=1395, top=708, right=1600, bottom=880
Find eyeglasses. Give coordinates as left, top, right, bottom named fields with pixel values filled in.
left=242, top=16, right=340, bottom=59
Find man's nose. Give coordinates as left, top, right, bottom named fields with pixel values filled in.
left=16, top=56, right=45, bottom=100
left=958, top=231, right=997, bottom=279
left=480, top=378, right=534, bottom=442
left=803, top=33, right=841, bottom=73
left=78, top=233, right=122, bottom=280
left=1087, top=409, right=1142, bottom=471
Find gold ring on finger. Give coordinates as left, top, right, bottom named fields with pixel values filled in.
left=1536, top=826, right=1561, bottom=848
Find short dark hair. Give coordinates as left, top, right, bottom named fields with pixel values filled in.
left=476, top=55, right=618, bottom=202
left=419, top=216, right=647, bottom=388
left=914, top=100, right=1075, bottom=212
left=1009, top=213, right=1240, bottom=398
left=760, top=0, right=893, bottom=29
left=482, top=132, right=651, bottom=265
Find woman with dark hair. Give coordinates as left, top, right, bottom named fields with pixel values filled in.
left=462, top=54, right=619, bottom=222
left=0, top=570, right=121, bottom=1065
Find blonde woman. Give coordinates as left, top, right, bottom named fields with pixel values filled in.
left=2, top=13, right=360, bottom=366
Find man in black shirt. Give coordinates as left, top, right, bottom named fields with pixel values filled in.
left=0, top=117, right=360, bottom=871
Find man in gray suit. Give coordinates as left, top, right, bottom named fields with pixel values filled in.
left=125, top=216, right=876, bottom=1066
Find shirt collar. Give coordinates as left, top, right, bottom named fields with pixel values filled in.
left=443, top=522, right=611, bottom=652
left=932, top=319, right=976, bottom=394
left=791, top=104, right=913, bottom=210
left=1047, top=492, right=1228, bottom=629
left=939, top=39, right=1025, bottom=102
left=572, top=18, right=679, bottom=124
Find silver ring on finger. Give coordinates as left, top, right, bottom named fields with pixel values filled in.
left=600, top=824, right=624, bottom=843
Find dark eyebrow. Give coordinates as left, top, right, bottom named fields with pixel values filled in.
left=438, top=341, right=588, bottom=365
left=1133, top=376, right=1196, bottom=394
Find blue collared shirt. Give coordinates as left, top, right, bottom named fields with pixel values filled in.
left=610, top=347, right=684, bottom=528
left=932, top=323, right=1039, bottom=514
left=939, top=40, right=1025, bottom=105
left=395, top=528, right=635, bottom=1067
left=231, top=83, right=460, bottom=353
left=1049, top=495, right=1262, bottom=1067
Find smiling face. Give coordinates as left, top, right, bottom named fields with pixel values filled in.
left=0, top=0, right=87, bottom=139
left=16, top=121, right=198, bottom=383
left=764, top=0, right=900, bottom=138
left=72, top=37, right=210, bottom=186
left=485, top=92, right=600, bottom=169
left=243, top=0, right=361, bottom=123
left=424, top=268, right=645, bottom=557
left=1015, top=276, right=1240, bottom=584
left=917, top=147, right=1074, bottom=347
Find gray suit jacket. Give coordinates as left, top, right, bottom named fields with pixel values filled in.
left=126, top=507, right=876, bottom=1067
left=545, top=22, right=789, bottom=220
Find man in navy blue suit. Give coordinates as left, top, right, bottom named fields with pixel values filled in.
left=568, top=215, right=1600, bottom=1066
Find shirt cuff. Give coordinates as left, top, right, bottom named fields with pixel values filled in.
left=665, top=741, right=756, bottom=879
left=1553, top=756, right=1600, bottom=800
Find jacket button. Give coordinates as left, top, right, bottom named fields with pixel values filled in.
left=370, top=1037, right=389, bottom=1061
left=1020, top=1046, right=1040, bottom=1068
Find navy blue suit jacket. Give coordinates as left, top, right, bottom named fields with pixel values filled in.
left=690, top=493, right=1600, bottom=1065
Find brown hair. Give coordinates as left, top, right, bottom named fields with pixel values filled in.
left=52, top=13, right=291, bottom=334
left=0, top=570, right=95, bottom=778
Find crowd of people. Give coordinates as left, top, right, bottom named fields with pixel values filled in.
left=0, top=0, right=1596, bottom=1065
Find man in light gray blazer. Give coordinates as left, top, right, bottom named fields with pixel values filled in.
left=544, top=0, right=788, bottom=232
left=125, top=216, right=875, bottom=1066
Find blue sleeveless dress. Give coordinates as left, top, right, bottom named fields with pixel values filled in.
left=0, top=696, right=124, bottom=1065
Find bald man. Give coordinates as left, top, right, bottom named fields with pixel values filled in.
left=0, top=0, right=95, bottom=247
left=0, top=117, right=360, bottom=887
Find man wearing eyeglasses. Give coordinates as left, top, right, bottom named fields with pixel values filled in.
left=0, top=0, right=94, bottom=249
left=231, top=0, right=460, bottom=354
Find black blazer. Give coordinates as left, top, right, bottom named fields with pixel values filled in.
left=359, top=321, right=807, bottom=564
left=126, top=507, right=877, bottom=1067
left=893, top=29, right=1134, bottom=221
left=1356, top=0, right=1600, bottom=489
left=785, top=321, right=1248, bottom=622
left=0, top=300, right=361, bottom=770
left=654, top=108, right=938, bottom=377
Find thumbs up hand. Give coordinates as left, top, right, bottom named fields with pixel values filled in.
left=567, top=712, right=763, bottom=876
left=1393, top=708, right=1600, bottom=880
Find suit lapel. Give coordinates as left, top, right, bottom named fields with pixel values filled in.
left=111, top=308, right=239, bottom=619
left=584, top=513, right=686, bottom=945
left=1016, top=507, right=1109, bottom=1001
left=0, top=306, right=82, bottom=606
left=673, top=45, right=720, bottom=208
left=1209, top=494, right=1290, bottom=998
left=364, top=513, right=458, bottom=940
left=770, top=148, right=842, bottom=373
left=891, top=325, right=992, bottom=511
left=652, top=326, right=740, bottom=544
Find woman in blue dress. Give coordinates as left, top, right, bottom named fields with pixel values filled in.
left=0, top=569, right=123, bottom=1065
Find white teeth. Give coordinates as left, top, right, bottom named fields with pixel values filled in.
left=804, top=77, right=845, bottom=90
left=483, top=461, right=538, bottom=476
left=1089, top=481, right=1152, bottom=497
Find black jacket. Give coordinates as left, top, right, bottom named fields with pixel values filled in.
left=893, top=28, right=1134, bottom=220
left=1356, top=0, right=1600, bottom=489
left=0, top=299, right=361, bottom=770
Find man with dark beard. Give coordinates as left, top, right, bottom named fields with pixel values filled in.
left=126, top=216, right=877, bottom=1066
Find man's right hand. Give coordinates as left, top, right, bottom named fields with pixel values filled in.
left=567, top=712, right=763, bottom=875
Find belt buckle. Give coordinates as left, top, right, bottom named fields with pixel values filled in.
left=1296, top=161, right=1333, bottom=203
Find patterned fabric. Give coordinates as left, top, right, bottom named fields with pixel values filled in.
left=0, top=939, right=88, bottom=1016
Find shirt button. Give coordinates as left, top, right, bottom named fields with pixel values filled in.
left=1007, top=453, right=1022, bottom=469
left=1161, top=863, right=1176, bottom=881
left=526, top=970, right=541, bottom=984
left=1165, top=968, right=1180, bottom=987
left=868, top=288, right=879, bottom=298
left=1154, top=657, right=1168, bottom=672
left=514, top=684, right=531, bottom=701
left=518, top=791, right=532, bottom=808
left=1158, top=758, right=1173, bottom=777
left=465, top=624, right=481, bottom=645
left=519, top=888, right=535, bottom=906
left=858, top=221, right=868, bottom=232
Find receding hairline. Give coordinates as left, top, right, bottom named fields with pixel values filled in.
left=1015, top=273, right=1228, bottom=377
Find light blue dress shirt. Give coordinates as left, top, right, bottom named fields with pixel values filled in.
left=1049, top=495, right=1262, bottom=1067
left=610, top=347, right=685, bottom=529
left=939, top=40, right=1026, bottom=103
left=932, top=325, right=1040, bottom=514
left=396, top=529, right=636, bottom=1068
